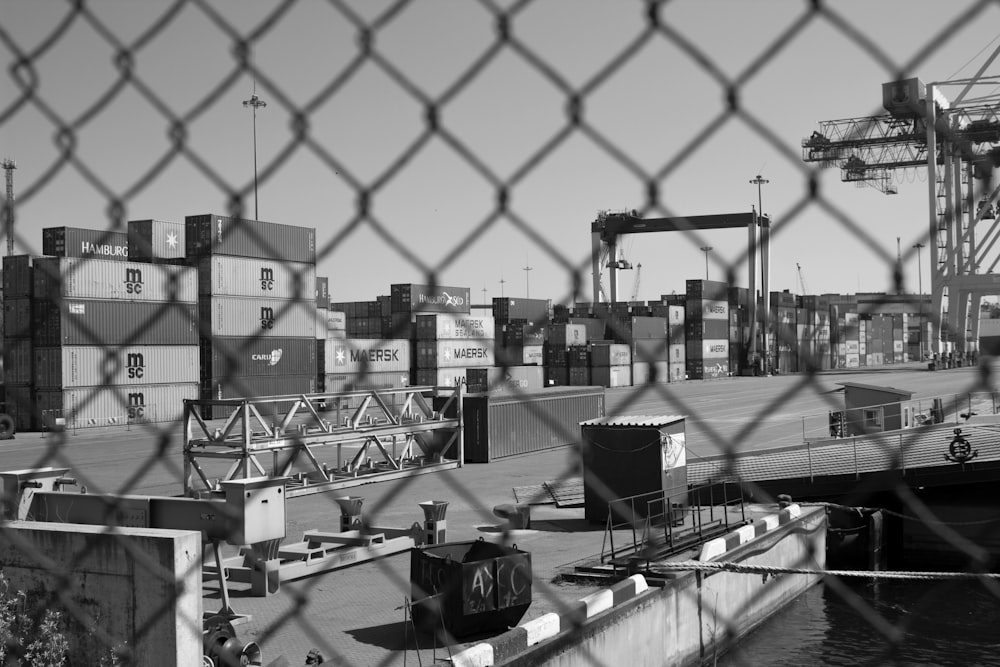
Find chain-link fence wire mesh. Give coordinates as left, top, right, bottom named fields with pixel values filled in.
left=4, top=0, right=1000, bottom=665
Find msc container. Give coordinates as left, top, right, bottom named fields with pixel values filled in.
left=33, top=257, right=198, bottom=303
left=589, top=343, right=631, bottom=367
left=546, top=323, right=587, bottom=347
left=590, top=364, right=631, bottom=388
left=323, top=338, right=411, bottom=374
left=34, top=345, right=200, bottom=388
left=33, top=300, right=198, bottom=346
left=184, top=214, right=317, bottom=263
left=34, top=382, right=199, bottom=427
left=415, top=340, right=494, bottom=369
left=3, top=298, right=31, bottom=338
left=455, top=386, right=605, bottom=463
left=3, top=338, right=32, bottom=384
left=390, top=283, right=471, bottom=314
left=2, top=254, right=42, bottom=297
left=416, top=314, right=496, bottom=341
left=632, top=361, right=669, bottom=384
left=195, top=255, right=316, bottom=299
left=580, top=415, right=688, bottom=523
left=42, top=227, right=129, bottom=261
left=414, top=367, right=468, bottom=387
left=201, top=336, right=318, bottom=378
left=465, top=366, right=545, bottom=393
left=199, top=296, right=316, bottom=338
left=492, top=297, right=551, bottom=323
left=127, top=219, right=186, bottom=262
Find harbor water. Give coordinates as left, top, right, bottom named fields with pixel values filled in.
left=718, top=578, right=1000, bottom=666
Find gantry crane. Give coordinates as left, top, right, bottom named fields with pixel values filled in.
left=796, top=263, right=808, bottom=295
left=802, top=59, right=1000, bottom=356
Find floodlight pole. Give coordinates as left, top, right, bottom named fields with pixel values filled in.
left=243, top=90, right=267, bottom=220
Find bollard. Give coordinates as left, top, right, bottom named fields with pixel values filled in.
left=335, top=496, right=365, bottom=531
left=418, top=500, right=449, bottom=544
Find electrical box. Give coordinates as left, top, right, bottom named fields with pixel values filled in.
left=221, top=477, right=287, bottom=545
left=882, top=78, right=925, bottom=117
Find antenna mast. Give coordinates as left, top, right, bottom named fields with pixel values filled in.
left=2, top=159, right=14, bottom=256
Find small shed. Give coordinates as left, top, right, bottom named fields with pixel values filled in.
left=837, top=382, right=914, bottom=435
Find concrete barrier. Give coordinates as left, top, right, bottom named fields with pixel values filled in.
left=0, top=521, right=202, bottom=666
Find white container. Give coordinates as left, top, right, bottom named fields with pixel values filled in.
left=34, top=345, right=200, bottom=388
left=415, top=339, right=495, bottom=369
left=590, top=364, right=632, bottom=388
left=196, top=255, right=316, bottom=299
left=632, top=361, right=669, bottom=384
left=668, top=362, right=685, bottom=382
left=414, top=367, right=468, bottom=387
left=201, top=296, right=317, bottom=338
left=589, top=343, right=631, bottom=367
left=327, top=310, right=346, bottom=331
left=323, top=338, right=411, bottom=374
left=523, top=345, right=544, bottom=366
left=33, top=257, right=197, bottom=303
left=668, top=343, right=686, bottom=364
left=416, top=313, right=496, bottom=340
left=34, top=382, right=199, bottom=427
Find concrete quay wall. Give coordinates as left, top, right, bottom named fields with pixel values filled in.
left=456, top=504, right=827, bottom=667
left=0, top=521, right=202, bottom=666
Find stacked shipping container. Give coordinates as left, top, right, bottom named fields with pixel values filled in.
left=685, top=279, right=729, bottom=379
left=2, top=256, right=39, bottom=430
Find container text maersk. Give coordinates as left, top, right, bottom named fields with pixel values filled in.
left=323, top=339, right=411, bottom=374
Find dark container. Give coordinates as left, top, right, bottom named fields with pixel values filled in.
left=685, top=279, right=728, bottom=301
left=127, top=219, right=187, bottom=262
left=3, top=298, right=32, bottom=338
left=3, top=385, right=37, bottom=432
left=2, top=255, right=42, bottom=297
left=632, top=338, right=668, bottom=363
left=199, top=374, right=317, bottom=419
left=184, top=214, right=316, bottom=263
left=315, top=276, right=330, bottom=308
left=569, top=367, right=591, bottom=386
left=546, top=366, right=569, bottom=386
left=684, top=319, right=729, bottom=340
left=2, top=338, right=32, bottom=385
left=464, top=366, right=545, bottom=394
left=200, top=336, right=318, bottom=379
left=568, top=317, right=606, bottom=344
left=566, top=347, right=589, bottom=368
left=492, top=297, right=551, bottom=324
left=390, top=283, right=471, bottom=314
left=542, top=343, right=568, bottom=367
left=43, top=227, right=129, bottom=261
left=410, top=540, right=532, bottom=638
left=580, top=415, right=688, bottom=524
left=33, top=299, right=198, bottom=346
left=447, top=385, right=605, bottom=463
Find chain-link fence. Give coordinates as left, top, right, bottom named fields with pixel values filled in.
left=4, top=1, right=1000, bottom=665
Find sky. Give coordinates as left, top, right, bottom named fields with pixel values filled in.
left=4, top=1, right=1000, bottom=306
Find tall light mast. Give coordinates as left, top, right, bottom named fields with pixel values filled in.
left=2, top=158, right=14, bottom=256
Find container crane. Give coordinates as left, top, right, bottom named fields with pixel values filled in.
left=801, top=60, right=1000, bottom=358
left=631, top=263, right=642, bottom=302
left=796, top=263, right=808, bottom=295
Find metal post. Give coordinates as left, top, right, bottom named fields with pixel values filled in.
left=523, top=258, right=532, bottom=298
left=750, top=175, right=770, bottom=374
left=700, top=246, right=712, bottom=280
left=914, top=242, right=925, bottom=359
left=243, top=89, right=267, bottom=220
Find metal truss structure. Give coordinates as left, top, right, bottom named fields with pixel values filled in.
left=802, top=66, right=1000, bottom=355
left=183, top=385, right=465, bottom=498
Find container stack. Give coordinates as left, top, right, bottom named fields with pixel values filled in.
left=127, top=219, right=187, bottom=265
left=31, top=255, right=200, bottom=426
left=617, top=316, right=668, bottom=384
left=685, top=279, right=729, bottom=380
left=727, top=287, right=750, bottom=376
left=390, top=283, right=473, bottom=385
left=43, top=226, right=129, bottom=262
left=770, top=291, right=798, bottom=374
left=588, top=341, right=631, bottom=388
left=414, top=313, right=495, bottom=388
left=322, top=337, right=412, bottom=412
left=493, top=297, right=548, bottom=370
left=186, top=214, right=318, bottom=417
left=544, top=322, right=588, bottom=386
left=667, top=304, right=686, bottom=382
left=2, top=255, right=40, bottom=430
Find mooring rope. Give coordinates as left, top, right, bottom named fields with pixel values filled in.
left=648, top=560, right=1000, bottom=580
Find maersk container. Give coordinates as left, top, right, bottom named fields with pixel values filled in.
left=390, top=283, right=471, bottom=314
left=201, top=336, right=318, bottom=379
left=35, top=382, right=199, bottom=427
left=457, top=386, right=605, bottom=463
left=414, top=367, right=468, bottom=387
left=465, top=366, right=545, bottom=393
left=415, top=340, right=494, bottom=369
left=34, top=345, right=200, bottom=388
left=33, top=300, right=198, bottom=346
left=2, top=255, right=42, bottom=297
left=3, top=338, right=32, bottom=385
left=327, top=311, right=346, bottom=332
left=200, top=296, right=316, bottom=338
left=687, top=338, right=729, bottom=359
left=195, top=255, right=316, bottom=299
left=3, top=298, right=31, bottom=338
left=589, top=343, right=630, bottom=367
left=323, top=338, right=411, bottom=374
left=590, top=365, right=631, bottom=388
left=33, top=257, right=198, bottom=303
left=632, top=361, right=668, bottom=384
left=127, top=219, right=187, bottom=262
left=42, top=227, right=129, bottom=261
left=185, top=214, right=317, bottom=263
left=416, top=314, right=496, bottom=341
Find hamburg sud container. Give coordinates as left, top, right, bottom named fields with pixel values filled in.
left=33, top=300, right=198, bottom=346
left=127, top=219, right=186, bottom=263
left=35, top=382, right=199, bottom=427
left=580, top=415, right=687, bottom=524
left=323, top=338, right=411, bottom=374
left=34, top=345, right=200, bottom=388
left=185, top=214, right=316, bottom=263
left=32, top=257, right=198, bottom=303
left=42, top=227, right=129, bottom=261
left=416, top=314, right=495, bottom=341
left=415, top=339, right=494, bottom=369
left=195, top=255, right=316, bottom=300
left=200, top=296, right=316, bottom=338
left=201, top=337, right=318, bottom=380
left=391, top=283, right=471, bottom=314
